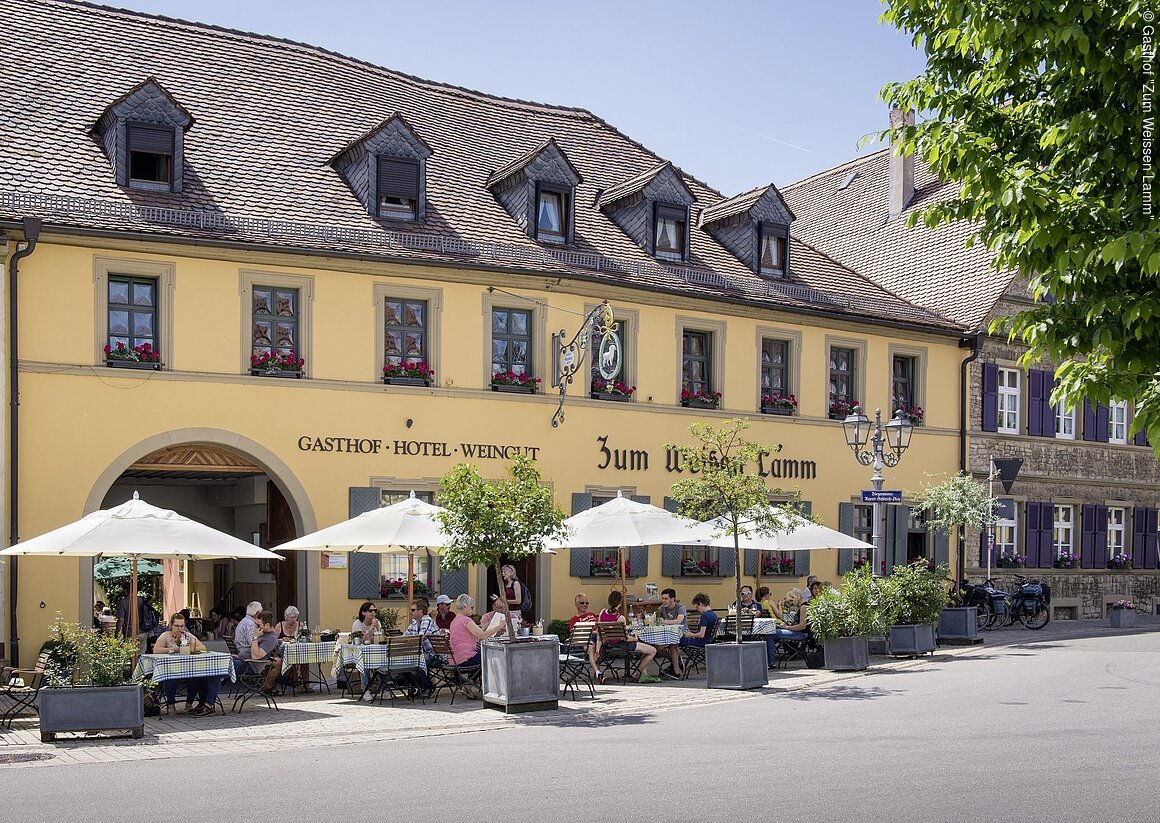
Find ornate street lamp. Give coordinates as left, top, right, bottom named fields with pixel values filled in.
left=841, top=406, right=913, bottom=576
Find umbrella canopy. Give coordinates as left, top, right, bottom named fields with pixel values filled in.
left=277, top=491, right=450, bottom=553
left=680, top=511, right=874, bottom=552
left=0, top=492, right=282, bottom=638
left=93, top=557, right=164, bottom=580
left=548, top=491, right=709, bottom=549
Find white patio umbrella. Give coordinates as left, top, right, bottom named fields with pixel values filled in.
left=0, top=492, right=283, bottom=638
left=548, top=491, right=711, bottom=615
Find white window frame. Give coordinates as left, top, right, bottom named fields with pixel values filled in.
left=1053, top=504, right=1074, bottom=556
left=1054, top=402, right=1076, bottom=440
left=997, top=367, right=1020, bottom=433
left=995, top=506, right=1018, bottom=560
left=1109, top=400, right=1128, bottom=444
left=1107, top=506, right=1127, bottom=560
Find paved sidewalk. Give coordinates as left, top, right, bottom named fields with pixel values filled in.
left=2, top=615, right=1155, bottom=768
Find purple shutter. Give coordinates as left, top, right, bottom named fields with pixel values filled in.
left=979, top=529, right=989, bottom=567
left=1027, top=371, right=1044, bottom=436
left=1082, top=400, right=1097, bottom=442
left=1080, top=504, right=1096, bottom=568
left=1133, top=427, right=1150, bottom=447
left=1024, top=502, right=1041, bottom=568
left=981, top=363, right=999, bottom=432
left=1146, top=508, right=1160, bottom=569
left=1096, top=404, right=1110, bottom=442
left=1092, top=504, right=1108, bottom=568
left=1040, top=371, right=1056, bottom=438
left=1133, top=506, right=1148, bottom=568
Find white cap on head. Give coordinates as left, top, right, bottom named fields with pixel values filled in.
left=435, top=594, right=452, bottom=605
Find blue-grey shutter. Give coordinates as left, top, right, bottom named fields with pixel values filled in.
left=744, top=549, right=758, bottom=576
left=661, top=497, right=684, bottom=577
left=838, top=502, right=855, bottom=574
left=1133, top=426, right=1151, bottom=447
left=979, top=528, right=989, bottom=568
left=348, top=487, right=382, bottom=600
left=1080, top=503, right=1096, bottom=568
left=794, top=501, right=812, bottom=575
left=1145, top=508, right=1159, bottom=569
left=570, top=493, right=593, bottom=577
left=885, top=505, right=909, bottom=575
left=718, top=545, right=737, bottom=577
left=933, top=527, right=949, bottom=570
left=438, top=563, right=469, bottom=599
left=627, top=494, right=650, bottom=577
left=981, top=363, right=998, bottom=432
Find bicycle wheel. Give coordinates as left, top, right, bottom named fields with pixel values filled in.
left=1020, top=602, right=1050, bottom=630
left=974, top=600, right=995, bottom=631
left=995, top=596, right=1016, bottom=627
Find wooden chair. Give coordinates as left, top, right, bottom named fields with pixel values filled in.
left=595, top=621, right=640, bottom=683
left=427, top=633, right=480, bottom=705
left=560, top=622, right=596, bottom=699
left=0, top=652, right=49, bottom=729
left=369, top=635, right=424, bottom=703
left=720, top=613, right=755, bottom=642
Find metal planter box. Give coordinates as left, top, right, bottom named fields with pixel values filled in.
left=481, top=637, right=559, bottom=713
left=38, top=684, right=144, bottom=742
left=823, top=636, right=870, bottom=671
left=706, top=641, right=768, bottom=690
left=888, top=623, right=938, bottom=656
left=938, top=607, right=980, bottom=642
left=1109, top=609, right=1136, bottom=628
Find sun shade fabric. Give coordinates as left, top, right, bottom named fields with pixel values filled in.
left=548, top=491, right=709, bottom=549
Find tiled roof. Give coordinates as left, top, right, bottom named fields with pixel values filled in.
left=485, top=138, right=582, bottom=189
left=0, top=0, right=961, bottom=333
left=699, top=183, right=794, bottom=227
left=595, top=162, right=693, bottom=210
left=781, top=149, right=1014, bottom=329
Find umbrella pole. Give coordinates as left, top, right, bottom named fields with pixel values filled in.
left=130, top=555, right=139, bottom=641
left=407, top=552, right=414, bottom=612
left=619, top=546, right=627, bottom=619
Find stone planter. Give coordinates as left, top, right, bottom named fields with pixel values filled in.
left=250, top=369, right=302, bottom=378
left=38, top=684, right=144, bottom=742
left=823, top=636, right=870, bottom=671
left=382, top=377, right=431, bottom=387
left=866, top=636, right=888, bottom=655
left=590, top=391, right=631, bottom=402
left=888, top=623, right=937, bottom=656
left=705, top=641, right=768, bottom=690
left=682, top=398, right=718, bottom=410
left=481, top=637, right=559, bottom=713
left=1108, top=609, right=1136, bottom=628
left=106, top=359, right=161, bottom=371
left=491, top=383, right=536, bottom=394
left=937, top=607, right=980, bottom=643
left=760, top=405, right=794, bottom=416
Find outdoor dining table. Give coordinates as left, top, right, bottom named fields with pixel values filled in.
left=279, top=640, right=337, bottom=694
left=625, top=623, right=684, bottom=646
left=133, top=651, right=237, bottom=684
left=714, top=616, right=780, bottom=637
left=333, top=642, right=427, bottom=678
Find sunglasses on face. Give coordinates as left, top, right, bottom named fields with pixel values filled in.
left=577, top=601, right=589, bottom=605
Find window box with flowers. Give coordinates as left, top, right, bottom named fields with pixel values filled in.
left=491, top=371, right=541, bottom=394
left=383, top=361, right=434, bottom=387
left=1053, top=551, right=1080, bottom=569
left=104, top=342, right=162, bottom=370
left=681, top=557, right=719, bottom=576
left=250, top=351, right=304, bottom=378
left=829, top=399, right=858, bottom=420
left=1108, top=600, right=1136, bottom=628
left=681, top=388, right=721, bottom=410
left=895, top=404, right=924, bottom=426
left=762, top=556, right=797, bottom=575
left=850, top=557, right=886, bottom=575
left=379, top=577, right=434, bottom=600
left=996, top=551, right=1026, bottom=569
left=591, top=378, right=635, bottom=402
left=1107, top=553, right=1133, bottom=570
left=589, top=556, right=632, bottom=577
left=760, top=393, right=797, bottom=416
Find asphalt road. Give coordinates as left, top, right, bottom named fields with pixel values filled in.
left=6, top=630, right=1157, bottom=823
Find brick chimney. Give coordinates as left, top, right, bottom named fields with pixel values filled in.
left=888, top=107, right=915, bottom=218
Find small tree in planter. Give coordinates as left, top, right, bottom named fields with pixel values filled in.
left=807, top=565, right=890, bottom=670
left=917, top=470, right=999, bottom=573
left=667, top=418, right=799, bottom=688
left=883, top=560, right=948, bottom=655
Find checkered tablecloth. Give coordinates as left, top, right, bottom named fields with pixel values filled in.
left=334, top=643, right=426, bottom=676
left=626, top=624, right=683, bottom=646
left=714, top=617, right=780, bottom=637
left=280, top=641, right=337, bottom=673
left=134, top=651, right=237, bottom=683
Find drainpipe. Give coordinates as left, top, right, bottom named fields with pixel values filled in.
left=7, top=217, right=41, bottom=667
left=957, top=332, right=982, bottom=581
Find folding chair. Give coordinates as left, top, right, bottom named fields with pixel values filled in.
left=0, top=652, right=48, bottom=729
left=428, top=634, right=480, bottom=705
left=680, top=613, right=709, bottom=680
left=720, top=613, right=755, bottom=642
left=369, top=636, right=424, bottom=704
left=232, top=657, right=279, bottom=713
left=560, top=622, right=596, bottom=699
left=596, top=622, right=641, bottom=683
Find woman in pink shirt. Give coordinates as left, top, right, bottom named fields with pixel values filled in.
left=449, top=593, right=505, bottom=668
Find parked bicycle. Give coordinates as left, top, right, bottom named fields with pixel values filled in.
left=946, top=578, right=1002, bottom=631
left=988, top=574, right=1051, bottom=630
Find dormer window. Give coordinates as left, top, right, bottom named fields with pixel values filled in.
left=759, top=225, right=787, bottom=277
left=127, top=124, right=175, bottom=188
left=535, top=185, right=567, bottom=243
left=654, top=203, right=688, bottom=261
left=377, top=157, right=420, bottom=221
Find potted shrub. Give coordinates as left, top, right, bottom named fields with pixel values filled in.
left=591, top=377, right=635, bottom=402
left=828, top=398, right=857, bottom=420
left=438, top=455, right=567, bottom=712
left=491, top=370, right=541, bottom=394
left=1053, top=551, right=1079, bottom=569
left=37, top=619, right=144, bottom=742
left=1107, top=553, right=1133, bottom=570
left=894, top=404, right=924, bottom=425
left=996, top=551, right=1026, bottom=569
left=250, top=349, right=304, bottom=378
left=884, top=560, right=946, bottom=656
left=760, top=392, right=797, bottom=416
left=681, top=387, right=722, bottom=409
left=1108, top=600, right=1136, bottom=628
left=808, top=565, right=889, bottom=671
left=104, top=341, right=162, bottom=370
left=382, top=360, right=434, bottom=386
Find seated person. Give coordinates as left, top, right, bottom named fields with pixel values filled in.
left=731, top=586, right=763, bottom=613
left=765, top=588, right=811, bottom=668
left=245, top=610, right=284, bottom=695
left=352, top=601, right=380, bottom=641
left=275, top=605, right=312, bottom=693
left=152, top=614, right=219, bottom=717
left=598, top=591, right=657, bottom=682
left=98, top=606, right=118, bottom=633
left=681, top=592, right=718, bottom=647
left=447, top=594, right=506, bottom=698
left=433, top=594, right=456, bottom=632
left=758, top=586, right=787, bottom=621
left=478, top=595, right=510, bottom=638
left=393, top=598, right=437, bottom=699
left=567, top=593, right=600, bottom=679
left=801, top=575, right=820, bottom=604
left=656, top=587, right=687, bottom=679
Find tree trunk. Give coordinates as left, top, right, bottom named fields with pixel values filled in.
left=733, top=532, right=742, bottom=645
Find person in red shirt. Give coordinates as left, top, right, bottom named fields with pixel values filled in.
left=567, top=592, right=600, bottom=679
left=432, top=594, right=456, bottom=632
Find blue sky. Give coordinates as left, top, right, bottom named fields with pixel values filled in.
left=117, top=0, right=925, bottom=194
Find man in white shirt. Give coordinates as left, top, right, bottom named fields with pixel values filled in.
left=233, top=601, right=262, bottom=673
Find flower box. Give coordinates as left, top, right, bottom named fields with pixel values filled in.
left=888, top=623, right=937, bottom=656
left=823, top=636, right=870, bottom=671
left=591, top=391, right=631, bottom=402
left=1109, top=609, right=1136, bottom=628
left=682, top=398, right=718, bottom=410
left=492, top=383, right=536, bottom=394
left=383, top=377, right=431, bottom=387
left=1106, top=560, right=1133, bottom=570
left=481, top=637, right=560, bottom=713
left=706, top=642, right=768, bottom=690
left=251, top=369, right=302, bottom=378
left=39, top=684, right=144, bottom=742
left=106, top=359, right=161, bottom=371
left=760, top=405, right=793, bottom=415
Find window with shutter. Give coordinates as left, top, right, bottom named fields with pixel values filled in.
left=377, top=157, right=420, bottom=220
left=127, top=123, right=175, bottom=186
left=997, top=367, right=1020, bottom=433
left=653, top=202, right=687, bottom=260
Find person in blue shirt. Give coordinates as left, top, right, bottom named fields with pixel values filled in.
left=681, top=592, right=718, bottom=648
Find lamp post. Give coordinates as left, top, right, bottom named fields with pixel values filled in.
left=841, top=406, right=914, bottom=576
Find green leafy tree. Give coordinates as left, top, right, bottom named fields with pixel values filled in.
left=666, top=418, right=799, bottom=643
left=437, top=454, right=567, bottom=639
left=916, top=470, right=999, bottom=575
left=808, top=566, right=891, bottom=641
left=879, top=1, right=1159, bottom=443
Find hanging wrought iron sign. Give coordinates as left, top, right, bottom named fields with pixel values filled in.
left=551, top=301, right=619, bottom=427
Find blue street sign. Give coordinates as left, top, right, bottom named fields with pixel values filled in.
left=861, top=489, right=903, bottom=503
